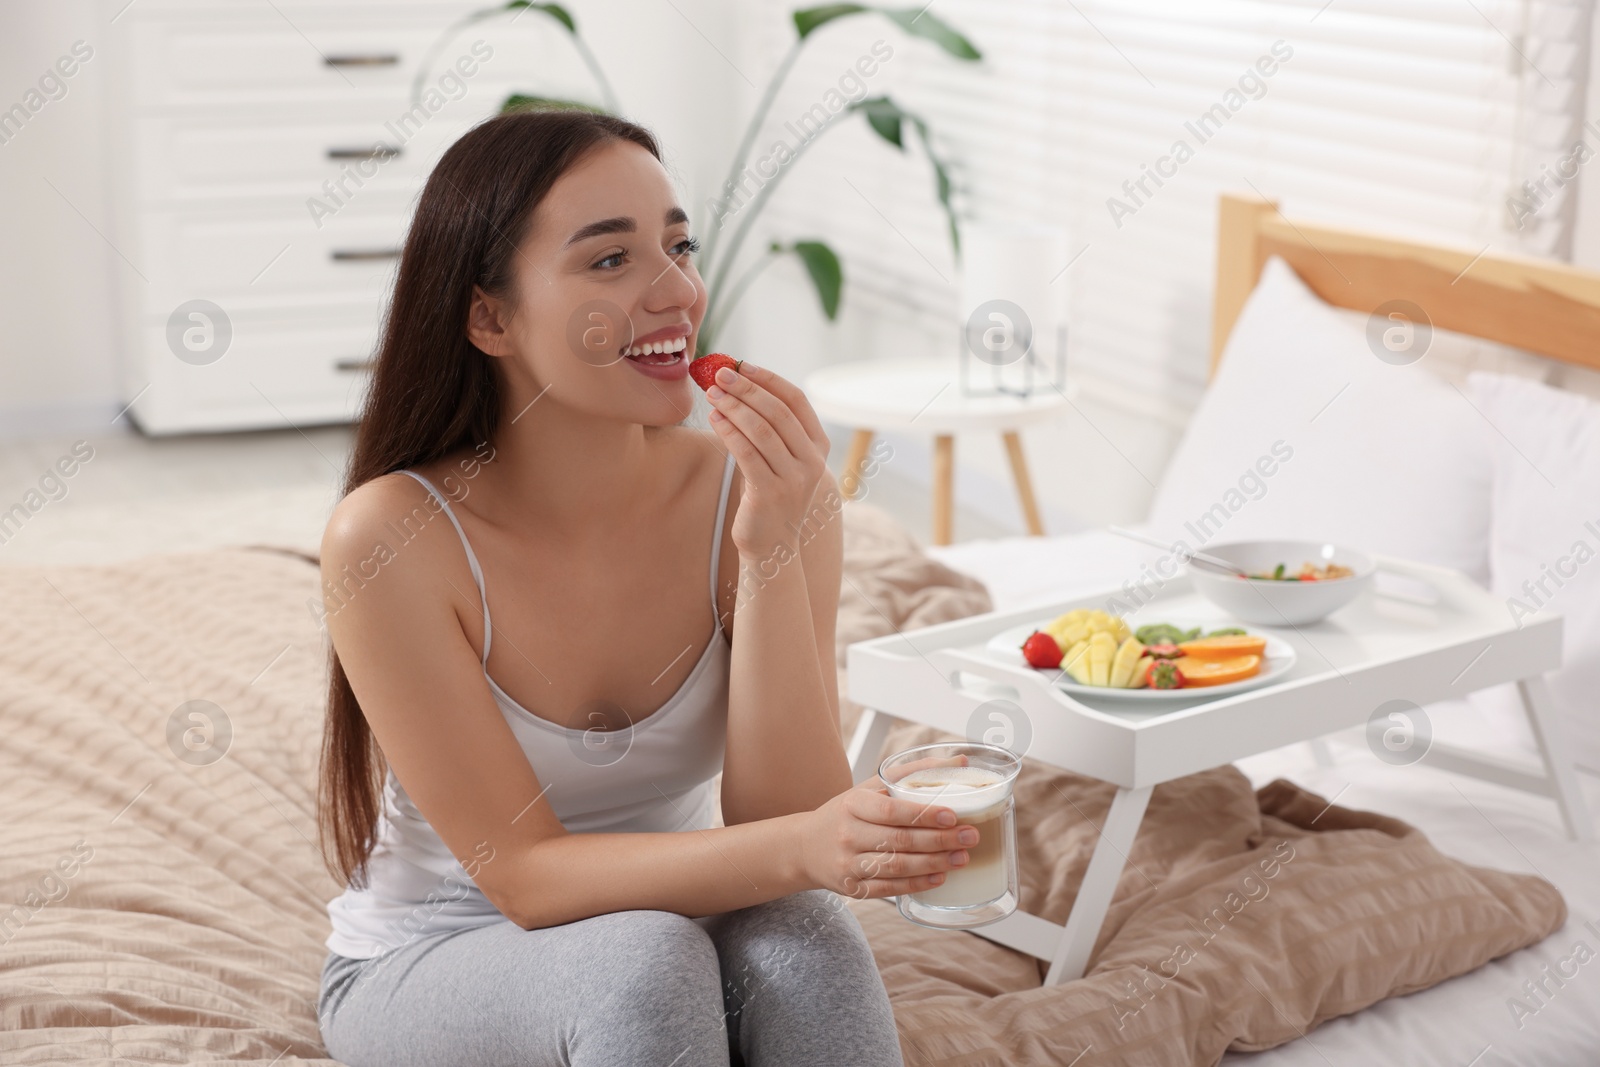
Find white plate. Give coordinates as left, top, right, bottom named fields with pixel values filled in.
left=984, top=619, right=1298, bottom=702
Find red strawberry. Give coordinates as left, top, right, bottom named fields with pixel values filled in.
left=689, top=352, right=743, bottom=392
left=1145, top=642, right=1182, bottom=660
left=1021, top=630, right=1062, bottom=669
left=1146, top=659, right=1186, bottom=689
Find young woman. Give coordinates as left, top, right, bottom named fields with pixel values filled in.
left=312, top=109, right=979, bottom=1067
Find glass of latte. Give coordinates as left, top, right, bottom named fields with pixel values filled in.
left=878, top=741, right=1022, bottom=930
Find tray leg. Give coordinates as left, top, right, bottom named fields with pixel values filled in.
left=1044, top=784, right=1153, bottom=986
left=1518, top=675, right=1593, bottom=842
left=847, top=707, right=896, bottom=785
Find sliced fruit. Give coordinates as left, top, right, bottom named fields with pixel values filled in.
left=1087, top=631, right=1116, bottom=686
left=1178, top=635, right=1267, bottom=661
left=1172, top=653, right=1261, bottom=687
left=1048, top=621, right=1090, bottom=650
left=1134, top=623, right=1189, bottom=646
left=1063, top=640, right=1093, bottom=684
left=1109, top=637, right=1145, bottom=687
left=1021, top=630, right=1062, bottom=669
left=1145, top=642, right=1182, bottom=660
left=1129, top=655, right=1153, bottom=688
left=1051, top=608, right=1090, bottom=630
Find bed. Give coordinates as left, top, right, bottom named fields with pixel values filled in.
left=920, top=194, right=1600, bottom=1063
left=3, top=196, right=1599, bottom=1065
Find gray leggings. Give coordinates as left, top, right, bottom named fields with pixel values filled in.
left=316, top=888, right=905, bottom=1067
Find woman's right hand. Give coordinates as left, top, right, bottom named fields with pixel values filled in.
left=798, top=767, right=978, bottom=900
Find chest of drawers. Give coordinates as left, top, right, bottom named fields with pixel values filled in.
left=100, top=0, right=539, bottom=434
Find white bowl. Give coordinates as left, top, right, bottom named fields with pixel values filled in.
left=1187, top=539, right=1375, bottom=626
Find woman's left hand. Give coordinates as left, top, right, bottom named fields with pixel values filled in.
left=705, top=360, right=831, bottom=559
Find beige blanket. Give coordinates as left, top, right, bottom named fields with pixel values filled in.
left=0, top=504, right=1565, bottom=1065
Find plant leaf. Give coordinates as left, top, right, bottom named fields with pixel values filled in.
left=500, top=93, right=605, bottom=114
left=850, top=96, right=904, bottom=149
left=793, top=3, right=868, bottom=39
left=793, top=4, right=980, bottom=59
left=503, top=1, right=577, bottom=34
left=908, top=113, right=959, bottom=254
left=785, top=240, right=843, bottom=319
left=881, top=7, right=981, bottom=59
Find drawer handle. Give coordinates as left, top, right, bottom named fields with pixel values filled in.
left=327, top=145, right=401, bottom=162
left=330, top=249, right=401, bottom=262
left=335, top=358, right=376, bottom=373
left=324, top=54, right=399, bottom=67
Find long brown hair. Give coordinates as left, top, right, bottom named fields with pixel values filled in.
left=317, top=108, right=663, bottom=890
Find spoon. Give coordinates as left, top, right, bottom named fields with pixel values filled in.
left=1105, top=525, right=1252, bottom=579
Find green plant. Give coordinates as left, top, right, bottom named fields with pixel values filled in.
left=414, top=2, right=980, bottom=356
left=413, top=2, right=618, bottom=113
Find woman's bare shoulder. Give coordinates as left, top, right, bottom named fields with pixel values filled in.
left=320, top=469, right=469, bottom=603
left=325, top=471, right=427, bottom=550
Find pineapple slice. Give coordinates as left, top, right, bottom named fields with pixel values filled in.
left=1109, top=637, right=1146, bottom=687
left=1128, top=655, right=1153, bottom=688
left=1049, top=621, right=1091, bottom=650
left=1062, top=640, right=1093, bottom=684
left=1087, top=631, right=1116, bottom=686
left=1050, top=608, right=1090, bottom=631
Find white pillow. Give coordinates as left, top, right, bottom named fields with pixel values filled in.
left=1330, top=307, right=1554, bottom=390
left=1471, top=370, right=1600, bottom=775
left=1146, top=256, right=1494, bottom=586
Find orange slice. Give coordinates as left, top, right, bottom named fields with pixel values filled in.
left=1177, top=635, right=1267, bottom=661
left=1173, top=654, right=1261, bottom=687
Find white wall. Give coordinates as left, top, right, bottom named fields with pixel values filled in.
left=0, top=3, right=118, bottom=437
left=1574, top=0, right=1600, bottom=271
left=0, top=0, right=744, bottom=437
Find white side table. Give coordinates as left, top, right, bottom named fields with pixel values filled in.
left=803, top=357, right=1072, bottom=545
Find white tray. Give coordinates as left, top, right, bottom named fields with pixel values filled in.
left=845, top=554, right=1562, bottom=790
left=844, top=552, right=1587, bottom=985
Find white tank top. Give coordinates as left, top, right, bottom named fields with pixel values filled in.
left=324, top=451, right=737, bottom=959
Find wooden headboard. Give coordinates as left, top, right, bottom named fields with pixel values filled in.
left=1210, top=194, right=1600, bottom=378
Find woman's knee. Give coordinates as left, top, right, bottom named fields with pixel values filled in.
left=573, top=910, right=729, bottom=1020
left=569, top=910, right=732, bottom=1065
left=730, top=889, right=867, bottom=952
left=711, top=890, right=879, bottom=990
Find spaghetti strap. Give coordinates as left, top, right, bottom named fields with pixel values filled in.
left=710, top=452, right=736, bottom=632
left=396, top=469, right=493, bottom=666
left=399, top=454, right=733, bottom=663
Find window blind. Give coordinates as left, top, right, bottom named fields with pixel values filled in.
left=725, top=0, right=1591, bottom=412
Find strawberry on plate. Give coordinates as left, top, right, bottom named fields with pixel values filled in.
left=1021, top=630, right=1063, bottom=669
left=1146, top=659, right=1186, bottom=689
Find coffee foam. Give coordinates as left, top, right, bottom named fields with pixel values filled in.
left=893, top=765, right=1009, bottom=816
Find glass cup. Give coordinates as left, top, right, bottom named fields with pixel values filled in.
left=878, top=741, right=1021, bottom=930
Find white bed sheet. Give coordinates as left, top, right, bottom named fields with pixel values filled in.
left=927, top=531, right=1600, bottom=1065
